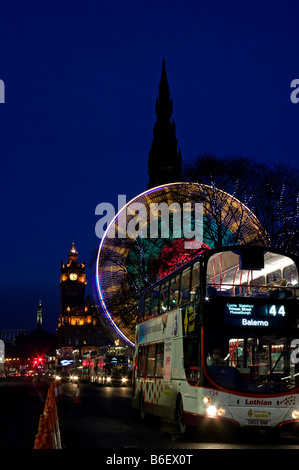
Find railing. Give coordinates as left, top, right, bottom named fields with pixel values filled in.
left=34, top=381, right=62, bottom=449
left=206, top=283, right=298, bottom=299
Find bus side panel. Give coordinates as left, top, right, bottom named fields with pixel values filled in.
left=162, top=311, right=177, bottom=420
left=132, top=315, right=172, bottom=417
left=132, top=310, right=195, bottom=423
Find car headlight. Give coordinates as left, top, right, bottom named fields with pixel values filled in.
left=55, top=376, right=61, bottom=380
left=106, top=376, right=111, bottom=382
left=121, top=377, right=128, bottom=383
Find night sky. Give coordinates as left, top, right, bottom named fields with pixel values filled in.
left=1, top=0, right=299, bottom=333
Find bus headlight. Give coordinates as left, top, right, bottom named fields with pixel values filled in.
left=206, top=405, right=226, bottom=417
left=203, top=396, right=211, bottom=404
left=207, top=405, right=217, bottom=416
left=217, top=407, right=226, bottom=417
left=292, top=409, right=299, bottom=419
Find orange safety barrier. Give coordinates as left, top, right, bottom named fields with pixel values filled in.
left=34, top=381, right=62, bottom=449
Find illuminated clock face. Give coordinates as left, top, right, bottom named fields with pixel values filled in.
left=69, top=273, right=78, bottom=281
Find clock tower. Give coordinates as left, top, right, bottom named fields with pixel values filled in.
left=60, top=242, right=86, bottom=314
left=57, top=241, right=107, bottom=355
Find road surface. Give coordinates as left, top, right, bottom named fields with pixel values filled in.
left=58, top=381, right=299, bottom=450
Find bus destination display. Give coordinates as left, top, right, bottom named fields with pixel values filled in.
left=224, top=302, right=286, bottom=328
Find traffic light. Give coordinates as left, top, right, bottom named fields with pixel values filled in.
left=33, top=356, right=44, bottom=367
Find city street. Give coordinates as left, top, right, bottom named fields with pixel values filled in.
left=2, top=4, right=299, bottom=470
left=1, top=378, right=299, bottom=458
left=58, top=381, right=299, bottom=451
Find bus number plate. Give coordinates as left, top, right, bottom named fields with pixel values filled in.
left=246, top=419, right=270, bottom=426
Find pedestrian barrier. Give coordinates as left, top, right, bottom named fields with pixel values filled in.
left=34, top=380, right=62, bottom=449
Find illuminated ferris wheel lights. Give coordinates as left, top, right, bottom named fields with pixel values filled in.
left=94, top=182, right=266, bottom=346
left=95, top=247, right=134, bottom=347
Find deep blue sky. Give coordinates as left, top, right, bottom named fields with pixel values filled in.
left=0, top=0, right=299, bottom=333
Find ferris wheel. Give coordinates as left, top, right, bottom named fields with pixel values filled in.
left=93, top=182, right=266, bottom=345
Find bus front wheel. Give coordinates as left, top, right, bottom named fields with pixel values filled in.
left=177, top=397, right=186, bottom=434
left=177, top=396, right=194, bottom=435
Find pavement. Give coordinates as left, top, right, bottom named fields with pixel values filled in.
left=0, top=380, right=48, bottom=450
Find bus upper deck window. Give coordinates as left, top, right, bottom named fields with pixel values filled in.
left=191, top=262, right=200, bottom=301
left=283, top=264, right=299, bottom=286
left=181, top=267, right=191, bottom=304
left=283, top=263, right=299, bottom=297
left=159, top=281, right=169, bottom=313
left=151, top=286, right=159, bottom=316
left=267, top=269, right=281, bottom=285
left=144, top=293, right=151, bottom=320
left=169, top=274, right=180, bottom=310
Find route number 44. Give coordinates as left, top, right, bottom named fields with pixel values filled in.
left=269, top=305, right=286, bottom=317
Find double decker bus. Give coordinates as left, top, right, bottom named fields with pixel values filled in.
left=83, top=346, right=132, bottom=386
left=132, top=245, right=299, bottom=434
left=82, top=350, right=98, bottom=382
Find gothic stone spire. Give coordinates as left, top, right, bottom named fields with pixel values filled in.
left=148, top=59, right=182, bottom=189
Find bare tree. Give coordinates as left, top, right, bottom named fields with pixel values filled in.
left=184, top=154, right=299, bottom=256
left=249, top=163, right=299, bottom=255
